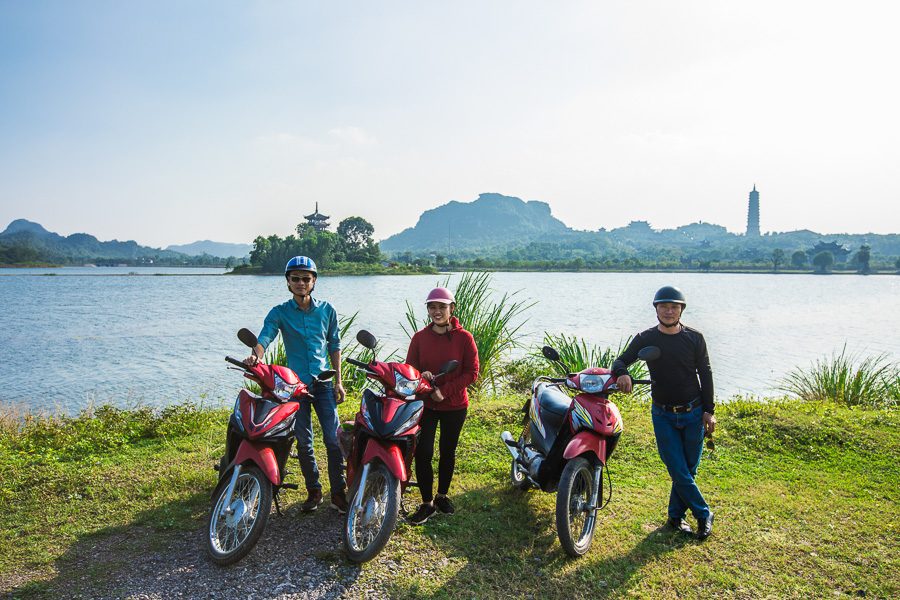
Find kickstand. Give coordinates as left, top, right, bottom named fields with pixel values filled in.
left=273, top=491, right=282, bottom=516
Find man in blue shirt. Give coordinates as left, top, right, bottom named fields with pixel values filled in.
left=245, top=255, right=348, bottom=513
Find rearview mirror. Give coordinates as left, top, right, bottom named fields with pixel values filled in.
left=440, top=360, right=459, bottom=375
left=542, top=346, right=561, bottom=362
left=356, top=330, right=377, bottom=350
left=238, top=328, right=259, bottom=348
left=638, top=346, right=661, bottom=362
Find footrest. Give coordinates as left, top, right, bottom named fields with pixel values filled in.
left=280, top=483, right=299, bottom=490
left=406, top=480, right=419, bottom=488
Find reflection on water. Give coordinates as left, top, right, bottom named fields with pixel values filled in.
left=0, top=268, right=896, bottom=412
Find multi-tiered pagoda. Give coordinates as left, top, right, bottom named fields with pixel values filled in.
left=304, top=203, right=330, bottom=232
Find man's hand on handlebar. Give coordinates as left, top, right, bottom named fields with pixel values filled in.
left=616, top=374, right=633, bottom=394
left=421, top=371, right=434, bottom=381
left=243, top=353, right=261, bottom=366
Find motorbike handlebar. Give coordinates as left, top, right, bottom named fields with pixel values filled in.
left=225, top=356, right=250, bottom=370
left=632, top=379, right=652, bottom=385
left=347, top=358, right=371, bottom=369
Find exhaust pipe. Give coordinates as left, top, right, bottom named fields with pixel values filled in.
left=502, top=431, right=543, bottom=481
left=500, top=431, right=519, bottom=461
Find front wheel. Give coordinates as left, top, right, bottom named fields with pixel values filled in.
left=555, top=457, right=598, bottom=557
left=207, top=465, right=272, bottom=566
left=343, top=462, right=400, bottom=563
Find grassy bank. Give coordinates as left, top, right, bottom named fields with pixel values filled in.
left=1, top=395, right=897, bottom=598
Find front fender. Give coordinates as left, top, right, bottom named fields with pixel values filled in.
left=563, top=431, right=606, bottom=464
left=361, top=440, right=407, bottom=481
left=232, top=441, right=281, bottom=485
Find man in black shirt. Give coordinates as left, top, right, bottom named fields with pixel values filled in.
left=612, top=285, right=716, bottom=540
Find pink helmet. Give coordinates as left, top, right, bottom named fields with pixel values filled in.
left=425, top=287, right=455, bottom=305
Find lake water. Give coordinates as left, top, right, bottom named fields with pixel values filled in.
left=1, top=267, right=897, bottom=413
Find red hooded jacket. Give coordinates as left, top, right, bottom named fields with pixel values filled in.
left=405, top=316, right=479, bottom=411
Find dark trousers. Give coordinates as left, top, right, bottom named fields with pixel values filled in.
left=415, top=407, right=467, bottom=502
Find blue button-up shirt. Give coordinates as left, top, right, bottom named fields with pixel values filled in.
left=257, top=296, right=341, bottom=384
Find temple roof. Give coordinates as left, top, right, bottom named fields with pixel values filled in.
left=304, top=202, right=330, bottom=220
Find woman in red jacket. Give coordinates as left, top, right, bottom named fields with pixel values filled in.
left=406, top=287, right=480, bottom=524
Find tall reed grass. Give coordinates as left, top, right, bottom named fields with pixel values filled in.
left=402, top=271, right=534, bottom=391
left=779, top=346, right=899, bottom=408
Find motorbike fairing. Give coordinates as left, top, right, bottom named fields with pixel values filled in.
left=362, top=389, right=424, bottom=438
left=361, top=439, right=408, bottom=481
left=237, top=389, right=300, bottom=440
left=529, top=383, right=571, bottom=454
left=570, top=395, right=623, bottom=438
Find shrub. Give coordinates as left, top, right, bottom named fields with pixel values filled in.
left=779, top=346, right=899, bottom=408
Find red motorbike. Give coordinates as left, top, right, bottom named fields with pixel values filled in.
left=501, top=344, right=658, bottom=557
left=206, top=328, right=334, bottom=566
left=341, top=330, right=457, bottom=563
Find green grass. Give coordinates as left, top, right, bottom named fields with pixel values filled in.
left=2, top=394, right=898, bottom=598
left=780, top=345, right=899, bottom=408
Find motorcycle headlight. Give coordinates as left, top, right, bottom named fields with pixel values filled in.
left=579, top=374, right=609, bottom=394
left=394, top=372, right=420, bottom=397
left=273, top=373, right=300, bottom=401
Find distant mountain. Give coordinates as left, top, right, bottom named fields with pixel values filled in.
left=0, top=219, right=189, bottom=264
left=166, top=240, right=252, bottom=258
left=377, top=195, right=900, bottom=260
left=380, top=193, right=570, bottom=253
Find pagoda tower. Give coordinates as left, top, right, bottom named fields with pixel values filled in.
left=746, top=185, right=760, bottom=236
left=304, top=203, right=330, bottom=232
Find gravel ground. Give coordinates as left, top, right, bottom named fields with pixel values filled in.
left=2, top=505, right=394, bottom=600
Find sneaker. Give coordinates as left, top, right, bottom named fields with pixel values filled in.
left=330, top=489, right=348, bottom=514
left=696, top=513, right=714, bottom=541
left=663, top=517, right=693, bottom=534
left=408, top=503, right=436, bottom=525
left=434, top=495, right=455, bottom=515
left=300, top=488, right=323, bottom=512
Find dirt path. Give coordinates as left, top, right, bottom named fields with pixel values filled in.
left=2, top=506, right=391, bottom=600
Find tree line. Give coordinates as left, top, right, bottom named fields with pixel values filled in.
left=246, top=216, right=382, bottom=273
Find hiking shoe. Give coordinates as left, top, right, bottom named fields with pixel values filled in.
left=330, top=489, right=348, bottom=514
left=434, top=495, right=455, bottom=515
left=697, top=513, right=714, bottom=541
left=300, top=489, right=323, bottom=512
left=408, top=503, right=436, bottom=525
left=663, top=517, right=693, bottom=534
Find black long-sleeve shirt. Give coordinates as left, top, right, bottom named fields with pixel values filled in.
left=611, top=325, right=715, bottom=414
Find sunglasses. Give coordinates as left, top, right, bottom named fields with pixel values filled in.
left=289, top=275, right=314, bottom=284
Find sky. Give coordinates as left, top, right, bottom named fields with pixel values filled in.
left=1, top=1, right=898, bottom=248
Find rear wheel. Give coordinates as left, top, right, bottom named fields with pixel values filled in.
left=343, top=462, right=400, bottom=563
left=207, top=465, right=272, bottom=565
left=555, top=457, right=597, bottom=557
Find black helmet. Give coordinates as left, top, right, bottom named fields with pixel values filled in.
left=653, top=286, right=686, bottom=308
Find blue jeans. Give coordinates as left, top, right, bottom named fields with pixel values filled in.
left=294, top=380, right=346, bottom=493
left=651, top=404, right=710, bottom=520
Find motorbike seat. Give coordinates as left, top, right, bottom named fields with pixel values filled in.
left=538, top=385, right=572, bottom=421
